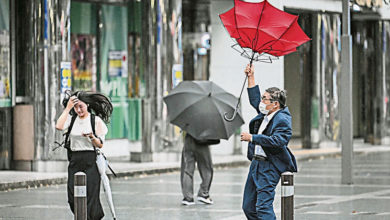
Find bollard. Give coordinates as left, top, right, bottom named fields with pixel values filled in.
left=74, top=172, right=87, bottom=220
left=281, top=172, right=294, bottom=220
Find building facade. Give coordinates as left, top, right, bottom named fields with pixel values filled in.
left=0, top=0, right=184, bottom=171
left=2, top=0, right=390, bottom=171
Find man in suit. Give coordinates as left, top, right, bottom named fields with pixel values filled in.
left=240, top=64, right=297, bottom=220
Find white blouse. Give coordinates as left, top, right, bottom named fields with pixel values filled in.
left=63, top=114, right=108, bottom=151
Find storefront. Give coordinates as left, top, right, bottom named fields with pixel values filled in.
left=0, top=0, right=183, bottom=171
left=284, top=1, right=390, bottom=148
left=352, top=19, right=390, bottom=144
left=69, top=0, right=183, bottom=162
left=284, top=11, right=342, bottom=148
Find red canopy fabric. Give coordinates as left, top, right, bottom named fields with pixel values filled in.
left=220, top=0, right=310, bottom=60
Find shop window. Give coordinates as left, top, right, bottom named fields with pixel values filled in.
left=71, top=34, right=97, bottom=91
left=320, top=14, right=342, bottom=141
left=99, top=5, right=128, bottom=98
left=385, top=22, right=390, bottom=136
left=70, top=1, right=143, bottom=141
left=70, top=1, right=97, bottom=91
left=0, top=0, right=10, bottom=107
left=128, top=0, right=144, bottom=98
left=128, top=33, right=143, bottom=97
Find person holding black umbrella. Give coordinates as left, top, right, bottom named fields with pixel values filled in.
left=162, top=80, right=244, bottom=206
left=181, top=133, right=220, bottom=206
left=240, top=64, right=297, bottom=220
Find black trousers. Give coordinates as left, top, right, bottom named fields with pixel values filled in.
left=67, top=151, right=104, bottom=220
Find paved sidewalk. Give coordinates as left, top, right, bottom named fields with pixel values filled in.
left=1, top=141, right=389, bottom=191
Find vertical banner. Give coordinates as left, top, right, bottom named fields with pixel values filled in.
left=44, top=0, right=48, bottom=40
left=60, top=61, right=72, bottom=101
left=172, top=64, right=183, bottom=88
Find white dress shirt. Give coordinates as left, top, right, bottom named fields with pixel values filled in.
left=253, top=110, right=279, bottom=157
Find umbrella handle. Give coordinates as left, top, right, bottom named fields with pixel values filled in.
left=224, top=55, right=254, bottom=122
left=224, top=108, right=239, bottom=122
left=223, top=74, right=248, bottom=122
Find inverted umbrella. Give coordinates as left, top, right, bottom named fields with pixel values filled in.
left=163, top=81, right=244, bottom=140
left=219, top=0, right=310, bottom=121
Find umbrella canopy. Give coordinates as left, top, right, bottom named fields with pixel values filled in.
left=219, top=0, right=310, bottom=121
left=219, top=0, right=310, bottom=62
left=163, top=81, right=244, bottom=140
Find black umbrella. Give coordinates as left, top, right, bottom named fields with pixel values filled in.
left=163, top=81, right=244, bottom=140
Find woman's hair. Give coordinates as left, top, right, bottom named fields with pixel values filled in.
left=62, top=90, right=113, bottom=123
left=265, top=87, right=287, bottom=108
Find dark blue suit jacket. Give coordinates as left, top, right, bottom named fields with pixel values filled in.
left=247, top=85, right=297, bottom=173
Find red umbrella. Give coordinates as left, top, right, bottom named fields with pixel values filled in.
left=219, top=0, right=310, bottom=121
left=220, top=0, right=310, bottom=62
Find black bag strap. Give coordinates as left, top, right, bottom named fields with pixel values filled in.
left=90, top=114, right=103, bottom=149
left=91, top=114, right=96, bottom=138
left=91, top=114, right=103, bottom=143
left=91, top=114, right=97, bottom=152
left=64, top=115, right=77, bottom=150
left=53, top=114, right=77, bottom=151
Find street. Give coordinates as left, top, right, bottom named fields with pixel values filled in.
left=0, top=151, right=390, bottom=220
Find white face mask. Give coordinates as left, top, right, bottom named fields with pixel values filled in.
left=259, top=102, right=269, bottom=115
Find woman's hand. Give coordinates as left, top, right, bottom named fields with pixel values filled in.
left=56, top=96, right=78, bottom=130
left=245, top=64, right=254, bottom=78
left=240, top=132, right=252, bottom=142
left=66, top=96, right=79, bottom=111
left=82, top=132, right=95, bottom=140
left=83, top=132, right=103, bottom=148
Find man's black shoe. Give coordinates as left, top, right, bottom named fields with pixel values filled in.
left=181, top=198, right=195, bottom=206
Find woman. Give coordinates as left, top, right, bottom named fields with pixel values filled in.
left=56, top=91, right=113, bottom=220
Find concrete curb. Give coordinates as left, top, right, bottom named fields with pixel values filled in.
left=0, top=177, right=67, bottom=191
left=1, top=147, right=389, bottom=191
left=108, top=160, right=251, bottom=179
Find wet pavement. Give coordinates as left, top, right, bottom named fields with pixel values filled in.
left=0, top=151, right=389, bottom=219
